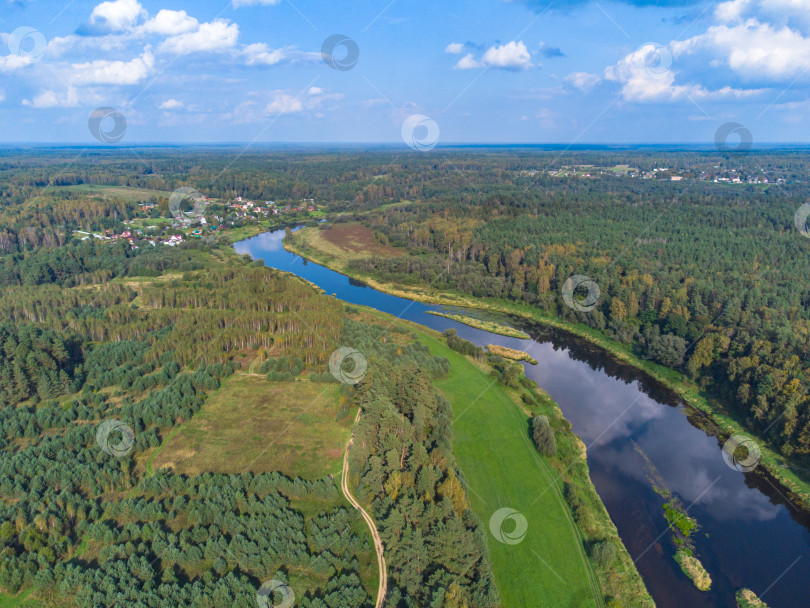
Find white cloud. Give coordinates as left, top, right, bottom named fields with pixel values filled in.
left=159, top=20, right=239, bottom=54
left=565, top=71, right=601, bottom=91
left=244, top=43, right=287, bottom=65
left=672, top=19, right=810, bottom=80
left=445, top=42, right=464, bottom=54
left=89, top=0, right=145, bottom=32
left=0, top=54, right=34, bottom=72
left=141, top=10, right=198, bottom=36
left=454, top=41, right=533, bottom=70
left=307, top=87, right=323, bottom=95
left=482, top=41, right=532, bottom=69
left=233, top=0, right=282, bottom=6
left=70, top=47, right=154, bottom=85
left=160, top=98, right=184, bottom=110
left=454, top=53, right=481, bottom=70
left=265, top=92, right=304, bottom=115
left=23, top=87, right=81, bottom=108
left=606, top=43, right=761, bottom=101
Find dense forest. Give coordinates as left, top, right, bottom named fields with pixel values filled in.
left=340, top=167, right=810, bottom=463
left=0, top=148, right=511, bottom=606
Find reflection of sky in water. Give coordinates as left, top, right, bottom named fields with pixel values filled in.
left=237, top=230, right=810, bottom=608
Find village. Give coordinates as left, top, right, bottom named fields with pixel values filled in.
left=74, top=196, right=323, bottom=247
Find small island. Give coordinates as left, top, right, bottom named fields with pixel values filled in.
left=486, top=344, right=538, bottom=365
left=427, top=311, right=530, bottom=339
left=736, top=589, right=770, bottom=608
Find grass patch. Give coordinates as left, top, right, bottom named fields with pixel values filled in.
left=427, top=311, right=530, bottom=338
left=674, top=550, right=712, bottom=591
left=736, top=588, right=769, bottom=607
left=0, top=590, right=39, bottom=607
left=486, top=344, right=537, bottom=365
left=56, top=184, right=171, bottom=201
left=152, top=375, right=353, bottom=478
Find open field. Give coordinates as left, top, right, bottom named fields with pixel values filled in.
left=151, top=375, right=353, bottom=478
left=290, top=223, right=403, bottom=263
left=55, top=184, right=172, bottom=201
left=0, top=592, right=39, bottom=608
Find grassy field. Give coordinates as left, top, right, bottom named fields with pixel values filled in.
left=151, top=374, right=353, bottom=478
left=56, top=184, right=171, bottom=201
left=370, top=313, right=604, bottom=607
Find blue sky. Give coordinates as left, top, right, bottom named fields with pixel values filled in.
left=1, top=0, right=810, bottom=144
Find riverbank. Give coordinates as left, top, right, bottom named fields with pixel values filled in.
left=365, top=309, right=654, bottom=607
left=284, top=229, right=810, bottom=514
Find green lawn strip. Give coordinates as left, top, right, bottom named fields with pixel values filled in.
left=285, top=231, right=810, bottom=511
left=381, top=315, right=601, bottom=607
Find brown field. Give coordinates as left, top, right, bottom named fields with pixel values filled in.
left=320, top=223, right=403, bottom=258
left=152, top=375, right=354, bottom=478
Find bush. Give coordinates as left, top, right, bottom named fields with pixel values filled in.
left=530, top=415, right=556, bottom=457
left=590, top=540, right=618, bottom=568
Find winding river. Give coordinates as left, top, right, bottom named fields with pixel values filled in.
left=235, top=228, right=810, bottom=608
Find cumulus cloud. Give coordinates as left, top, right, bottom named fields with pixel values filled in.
left=565, top=71, right=601, bottom=91
left=141, top=10, right=199, bottom=36
left=86, top=0, right=145, bottom=33
left=0, top=54, right=35, bottom=72
left=444, top=42, right=464, bottom=54
left=672, top=19, right=810, bottom=80
left=160, top=98, right=184, bottom=110
left=70, top=47, right=154, bottom=85
left=454, top=41, right=533, bottom=70
left=23, top=87, right=81, bottom=108
left=159, top=20, right=239, bottom=54
left=605, top=43, right=761, bottom=101
left=265, top=92, right=304, bottom=115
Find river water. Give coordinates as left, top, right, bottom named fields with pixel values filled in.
left=235, top=229, right=810, bottom=608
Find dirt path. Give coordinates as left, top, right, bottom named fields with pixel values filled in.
left=341, top=412, right=387, bottom=608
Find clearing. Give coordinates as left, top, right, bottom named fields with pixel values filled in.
left=150, top=375, right=353, bottom=478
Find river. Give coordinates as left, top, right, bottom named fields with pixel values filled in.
left=235, top=228, right=810, bottom=608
